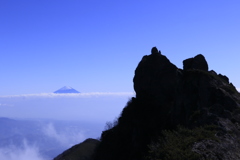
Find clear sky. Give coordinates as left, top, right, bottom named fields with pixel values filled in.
left=1, top=0, right=240, bottom=95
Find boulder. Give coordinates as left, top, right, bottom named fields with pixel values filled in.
left=133, top=47, right=179, bottom=103
left=183, top=54, right=208, bottom=71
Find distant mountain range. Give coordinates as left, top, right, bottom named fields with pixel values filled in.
left=54, top=86, right=80, bottom=93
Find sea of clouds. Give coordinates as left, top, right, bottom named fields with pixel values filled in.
left=0, top=92, right=134, bottom=160
left=0, top=118, right=91, bottom=159
left=0, top=92, right=134, bottom=121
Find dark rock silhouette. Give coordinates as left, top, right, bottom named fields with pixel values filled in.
left=54, top=47, right=240, bottom=160
left=54, top=138, right=100, bottom=160
left=93, top=47, right=240, bottom=160
left=151, top=46, right=161, bottom=55
left=183, top=54, right=208, bottom=71
left=133, top=47, right=178, bottom=103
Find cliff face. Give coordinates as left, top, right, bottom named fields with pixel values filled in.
left=94, top=48, right=240, bottom=160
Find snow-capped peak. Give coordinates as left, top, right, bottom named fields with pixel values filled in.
left=54, top=86, right=80, bottom=94
left=60, top=86, right=73, bottom=90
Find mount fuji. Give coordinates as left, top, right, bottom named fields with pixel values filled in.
left=54, top=86, right=80, bottom=93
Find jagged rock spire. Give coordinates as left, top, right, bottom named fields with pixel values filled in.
left=151, top=47, right=161, bottom=55
left=134, top=47, right=178, bottom=100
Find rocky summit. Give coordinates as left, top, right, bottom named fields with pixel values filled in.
left=54, top=47, right=240, bottom=160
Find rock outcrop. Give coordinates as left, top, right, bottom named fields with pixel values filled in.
left=133, top=49, right=178, bottom=102
left=93, top=47, right=240, bottom=160
left=183, top=54, right=208, bottom=71
left=54, top=47, right=240, bottom=160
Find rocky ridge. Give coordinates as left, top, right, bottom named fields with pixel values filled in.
left=54, top=47, right=240, bottom=160
left=93, top=47, right=240, bottom=160
left=54, top=138, right=99, bottom=160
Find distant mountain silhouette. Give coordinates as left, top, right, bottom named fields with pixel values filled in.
left=54, top=86, right=80, bottom=93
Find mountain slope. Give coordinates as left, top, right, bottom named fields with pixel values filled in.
left=54, top=86, right=80, bottom=93
left=93, top=47, right=240, bottom=160
left=54, top=138, right=100, bottom=160
left=54, top=47, right=240, bottom=160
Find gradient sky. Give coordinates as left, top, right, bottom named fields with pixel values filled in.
left=1, top=0, right=240, bottom=95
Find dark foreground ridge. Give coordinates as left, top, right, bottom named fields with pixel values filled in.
left=54, top=138, right=100, bottom=160
left=54, top=47, right=240, bottom=160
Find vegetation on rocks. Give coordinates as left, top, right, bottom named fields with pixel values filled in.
left=147, top=125, right=219, bottom=160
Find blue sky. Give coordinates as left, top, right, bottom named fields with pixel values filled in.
left=1, top=0, right=240, bottom=95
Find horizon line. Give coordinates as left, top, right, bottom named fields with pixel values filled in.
left=0, top=92, right=136, bottom=98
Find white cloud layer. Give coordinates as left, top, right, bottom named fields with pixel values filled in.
left=0, top=92, right=135, bottom=98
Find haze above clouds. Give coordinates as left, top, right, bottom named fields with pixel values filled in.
left=0, top=92, right=134, bottom=122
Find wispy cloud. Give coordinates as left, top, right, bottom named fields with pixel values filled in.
left=0, top=140, right=47, bottom=160
left=42, top=123, right=86, bottom=147
left=0, top=103, right=13, bottom=107
left=0, top=92, right=135, bottom=98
